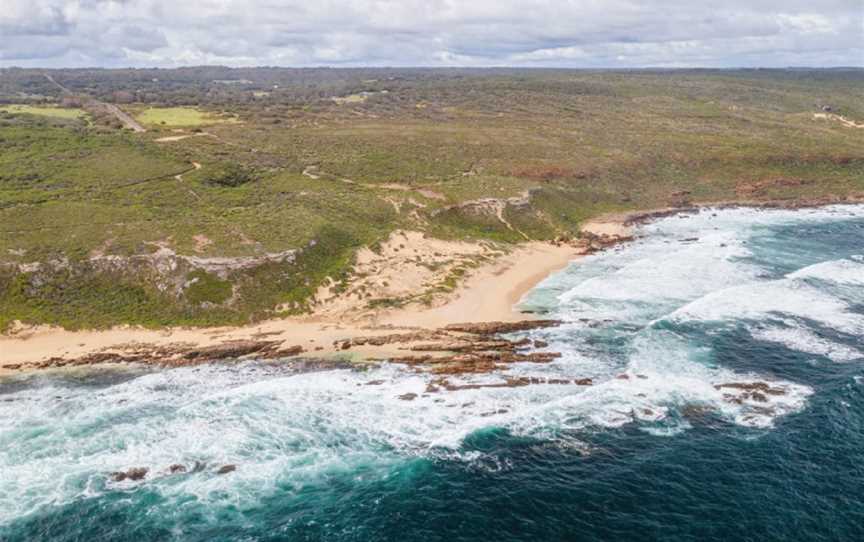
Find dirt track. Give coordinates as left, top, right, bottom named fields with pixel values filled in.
left=44, top=72, right=146, bottom=133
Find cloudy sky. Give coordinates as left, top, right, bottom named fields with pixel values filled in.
left=1, top=0, right=861, bottom=68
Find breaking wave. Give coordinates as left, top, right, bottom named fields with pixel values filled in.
left=2, top=204, right=863, bottom=539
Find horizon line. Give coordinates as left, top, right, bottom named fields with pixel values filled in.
left=2, top=65, right=863, bottom=71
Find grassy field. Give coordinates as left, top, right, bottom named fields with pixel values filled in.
left=1, top=69, right=862, bottom=329
left=136, top=107, right=237, bottom=127
left=0, top=105, right=85, bottom=119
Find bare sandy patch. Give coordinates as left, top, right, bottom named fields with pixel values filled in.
left=193, top=235, right=213, bottom=253
left=813, top=113, right=864, bottom=129
left=580, top=218, right=634, bottom=237
left=308, top=230, right=501, bottom=321
left=155, top=133, right=214, bottom=142
left=382, top=241, right=576, bottom=329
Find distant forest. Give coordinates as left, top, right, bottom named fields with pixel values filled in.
left=3, top=66, right=862, bottom=108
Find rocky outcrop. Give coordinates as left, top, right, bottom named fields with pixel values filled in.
left=443, top=320, right=562, bottom=335
left=337, top=330, right=449, bottom=350
left=680, top=404, right=717, bottom=423
left=715, top=382, right=786, bottom=394
left=408, top=338, right=530, bottom=353
left=716, top=381, right=786, bottom=405
left=109, top=462, right=236, bottom=482
left=392, top=351, right=562, bottom=375
left=425, top=376, right=592, bottom=392
left=569, top=231, right=635, bottom=256
left=17, top=340, right=308, bottom=372
left=179, top=340, right=303, bottom=363
left=337, top=320, right=564, bottom=375
left=289, top=358, right=354, bottom=373
left=110, top=467, right=148, bottom=482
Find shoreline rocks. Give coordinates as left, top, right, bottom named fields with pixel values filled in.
left=443, top=320, right=562, bottom=335
left=15, top=340, right=309, bottom=372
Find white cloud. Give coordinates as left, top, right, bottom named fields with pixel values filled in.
left=0, top=0, right=860, bottom=67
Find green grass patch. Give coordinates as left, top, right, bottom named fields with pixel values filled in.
left=136, top=107, right=235, bottom=127
left=0, top=104, right=85, bottom=119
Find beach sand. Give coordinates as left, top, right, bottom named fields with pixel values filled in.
left=0, top=220, right=633, bottom=374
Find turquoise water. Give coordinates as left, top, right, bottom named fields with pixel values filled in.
left=2, top=205, right=863, bottom=541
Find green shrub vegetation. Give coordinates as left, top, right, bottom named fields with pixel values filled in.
left=1, top=68, right=862, bottom=329
left=201, top=163, right=257, bottom=187
left=185, top=270, right=233, bottom=305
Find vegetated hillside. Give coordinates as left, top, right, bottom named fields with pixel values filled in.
left=1, top=68, right=862, bottom=330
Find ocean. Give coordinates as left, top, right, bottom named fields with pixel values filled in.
left=2, top=205, right=863, bottom=541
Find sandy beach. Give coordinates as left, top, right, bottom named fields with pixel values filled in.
left=0, top=219, right=633, bottom=374
left=9, top=197, right=860, bottom=376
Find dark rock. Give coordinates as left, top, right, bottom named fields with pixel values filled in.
left=273, top=345, right=304, bottom=357
left=344, top=330, right=448, bottom=349
left=444, top=320, right=562, bottom=335
left=425, top=376, right=592, bottom=392
left=398, top=350, right=563, bottom=375
left=532, top=339, right=549, bottom=348
left=168, top=464, right=187, bottom=474
left=111, top=467, right=148, bottom=482
left=409, top=339, right=518, bottom=353
left=480, top=409, right=509, bottom=417
left=398, top=392, right=418, bottom=401
left=216, top=465, right=236, bottom=475
left=749, top=392, right=769, bottom=403
left=715, top=382, right=785, bottom=395
left=178, top=340, right=285, bottom=364
left=723, top=393, right=744, bottom=405
left=289, top=358, right=353, bottom=373
left=681, top=404, right=716, bottom=423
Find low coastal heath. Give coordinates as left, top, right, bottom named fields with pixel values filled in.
left=1, top=204, right=864, bottom=541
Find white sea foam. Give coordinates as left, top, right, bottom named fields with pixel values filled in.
left=555, top=229, right=759, bottom=323
left=751, top=324, right=863, bottom=362
left=666, top=278, right=864, bottom=334
left=2, top=204, right=861, bottom=526
left=787, top=258, right=864, bottom=286
left=0, top=346, right=812, bottom=525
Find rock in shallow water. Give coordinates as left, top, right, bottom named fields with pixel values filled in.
left=216, top=465, right=236, bottom=475
left=110, top=467, right=148, bottom=482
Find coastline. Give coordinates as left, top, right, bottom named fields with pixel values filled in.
left=0, top=220, right=631, bottom=374
left=3, top=197, right=861, bottom=376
